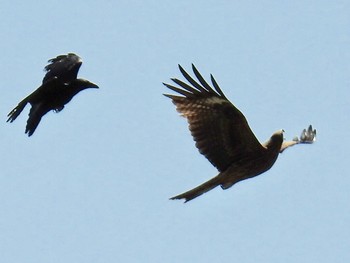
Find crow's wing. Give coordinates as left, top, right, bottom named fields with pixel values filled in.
left=42, top=53, right=82, bottom=84
left=25, top=103, right=49, bottom=136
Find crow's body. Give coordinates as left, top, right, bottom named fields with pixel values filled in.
left=7, top=53, right=98, bottom=136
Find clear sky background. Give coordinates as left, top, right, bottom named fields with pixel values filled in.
left=0, top=1, right=349, bottom=262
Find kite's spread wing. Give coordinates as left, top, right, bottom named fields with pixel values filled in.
left=164, top=64, right=265, bottom=172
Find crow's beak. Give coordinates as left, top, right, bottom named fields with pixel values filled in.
left=88, top=81, right=99, bottom=89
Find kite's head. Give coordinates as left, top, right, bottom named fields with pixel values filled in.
left=272, top=129, right=284, bottom=138
left=266, top=129, right=284, bottom=150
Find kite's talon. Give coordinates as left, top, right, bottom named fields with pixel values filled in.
left=299, top=125, right=316, bottom=143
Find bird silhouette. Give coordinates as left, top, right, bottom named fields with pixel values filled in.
left=164, top=64, right=316, bottom=202
left=7, top=53, right=98, bottom=136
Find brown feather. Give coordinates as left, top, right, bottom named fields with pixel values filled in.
left=164, top=65, right=314, bottom=202
left=164, top=65, right=265, bottom=172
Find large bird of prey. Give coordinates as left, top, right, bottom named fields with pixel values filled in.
left=7, top=53, right=98, bottom=136
left=164, top=64, right=316, bottom=202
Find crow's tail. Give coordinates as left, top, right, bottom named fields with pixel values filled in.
left=7, top=100, right=28, bottom=123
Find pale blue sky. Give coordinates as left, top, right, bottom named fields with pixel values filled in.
left=0, top=1, right=349, bottom=262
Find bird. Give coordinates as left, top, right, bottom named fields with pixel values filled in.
left=163, top=64, right=316, bottom=202
left=7, top=53, right=98, bottom=136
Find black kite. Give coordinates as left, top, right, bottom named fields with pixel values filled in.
left=164, top=64, right=316, bottom=202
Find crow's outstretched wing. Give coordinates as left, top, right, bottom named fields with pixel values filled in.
left=42, top=53, right=82, bottom=84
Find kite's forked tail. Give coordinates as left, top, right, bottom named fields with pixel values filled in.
left=170, top=175, right=223, bottom=203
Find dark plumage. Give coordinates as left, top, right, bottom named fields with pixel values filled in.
left=164, top=64, right=316, bottom=202
left=7, top=53, right=98, bottom=136
left=42, top=53, right=82, bottom=84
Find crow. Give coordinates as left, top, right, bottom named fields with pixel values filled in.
left=164, top=64, right=316, bottom=202
left=7, top=53, right=98, bottom=136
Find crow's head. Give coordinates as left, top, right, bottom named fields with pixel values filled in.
left=73, top=79, right=99, bottom=90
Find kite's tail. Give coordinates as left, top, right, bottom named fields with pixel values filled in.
left=170, top=175, right=222, bottom=203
